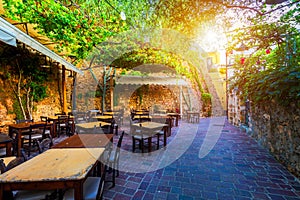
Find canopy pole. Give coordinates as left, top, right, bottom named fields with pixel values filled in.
left=180, top=85, right=183, bottom=117
left=62, top=66, right=67, bottom=113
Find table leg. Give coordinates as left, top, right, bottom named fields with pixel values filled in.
left=164, top=127, right=167, bottom=147
left=6, top=142, right=12, bottom=156
left=16, top=130, right=22, bottom=157
left=53, top=121, right=57, bottom=137
left=175, top=116, right=179, bottom=126
left=113, top=124, right=118, bottom=135
left=0, top=184, right=3, bottom=200
left=148, top=137, right=152, bottom=152
left=74, top=182, right=84, bottom=200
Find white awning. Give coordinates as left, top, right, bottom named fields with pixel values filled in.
left=0, top=17, right=83, bottom=75
left=0, top=26, right=16, bottom=46
left=116, top=75, right=188, bottom=86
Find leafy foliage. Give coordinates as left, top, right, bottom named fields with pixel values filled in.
left=3, top=0, right=130, bottom=61
left=0, top=46, right=48, bottom=119
left=228, top=3, right=300, bottom=106
left=5, top=0, right=299, bottom=109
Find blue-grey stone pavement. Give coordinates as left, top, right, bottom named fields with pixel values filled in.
left=103, top=117, right=300, bottom=200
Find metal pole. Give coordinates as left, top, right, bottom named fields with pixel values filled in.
left=180, top=85, right=183, bottom=118
left=225, top=52, right=228, bottom=119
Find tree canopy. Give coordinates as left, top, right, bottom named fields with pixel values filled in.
left=2, top=0, right=300, bottom=107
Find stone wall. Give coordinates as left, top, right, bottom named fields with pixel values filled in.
left=248, top=101, right=300, bottom=177
left=0, top=67, right=66, bottom=133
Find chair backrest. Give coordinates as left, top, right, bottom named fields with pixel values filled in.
left=98, top=164, right=107, bottom=200
left=58, top=115, right=68, bottom=124
left=29, top=123, right=47, bottom=135
left=55, top=112, right=66, bottom=116
left=5, top=157, right=25, bottom=171
left=99, top=123, right=113, bottom=134
left=117, top=131, right=125, bottom=148
left=37, top=138, right=52, bottom=153
left=74, top=111, right=86, bottom=124
left=40, top=116, right=48, bottom=122
left=112, top=131, right=125, bottom=166
left=0, top=159, right=6, bottom=174
left=16, top=119, right=33, bottom=124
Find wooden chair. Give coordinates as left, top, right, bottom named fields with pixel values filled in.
left=37, top=138, right=52, bottom=153
left=57, top=115, right=69, bottom=137
left=99, top=122, right=114, bottom=134
left=55, top=112, right=66, bottom=116
left=0, top=158, right=6, bottom=174
left=14, top=119, right=33, bottom=143
left=63, top=164, right=108, bottom=200
left=40, top=116, right=48, bottom=122
left=190, top=112, right=200, bottom=123
left=131, top=122, right=150, bottom=153
left=40, top=116, right=52, bottom=137
left=74, top=111, right=87, bottom=124
left=16, top=119, right=33, bottom=124
left=67, top=115, right=75, bottom=136
left=22, top=122, right=51, bottom=157
left=102, top=131, right=125, bottom=188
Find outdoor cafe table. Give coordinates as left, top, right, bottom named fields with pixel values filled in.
left=102, top=111, right=119, bottom=116
left=132, top=121, right=168, bottom=152
left=92, top=115, right=114, bottom=123
left=8, top=121, right=53, bottom=157
left=167, top=112, right=180, bottom=126
left=186, top=111, right=200, bottom=123
left=76, top=121, right=111, bottom=134
left=51, top=134, right=113, bottom=149
left=0, top=148, right=105, bottom=200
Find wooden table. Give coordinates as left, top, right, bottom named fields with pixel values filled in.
left=187, top=111, right=200, bottom=123
left=8, top=121, right=53, bottom=157
left=51, top=134, right=113, bottom=149
left=0, top=134, right=13, bottom=156
left=0, top=148, right=104, bottom=200
left=167, top=113, right=180, bottom=126
left=76, top=122, right=111, bottom=134
left=92, top=115, right=114, bottom=123
left=133, top=115, right=152, bottom=122
left=102, top=111, right=119, bottom=116
left=132, top=122, right=168, bottom=152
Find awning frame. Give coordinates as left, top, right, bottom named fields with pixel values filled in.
left=0, top=17, right=83, bottom=75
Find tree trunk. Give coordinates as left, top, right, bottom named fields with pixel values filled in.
left=9, top=70, right=26, bottom=119
left=25, top=87, right=33, bottom=120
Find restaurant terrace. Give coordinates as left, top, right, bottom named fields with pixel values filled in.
left=0, top=0, right=299, bottom=200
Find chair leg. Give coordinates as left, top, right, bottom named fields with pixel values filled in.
left=111, top=168, right=116, bottom=188
left=27, top=137, right=32, bottom=157
left=157, top=134, right=160, bottom=149
left=132, top=137, right=136, bottom=152
left=141, top=140, right=144, bottom=153
left=116, top=163, right=119, bottom=177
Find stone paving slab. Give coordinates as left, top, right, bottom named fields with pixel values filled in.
left=103, top=117, right=300, bottom=200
